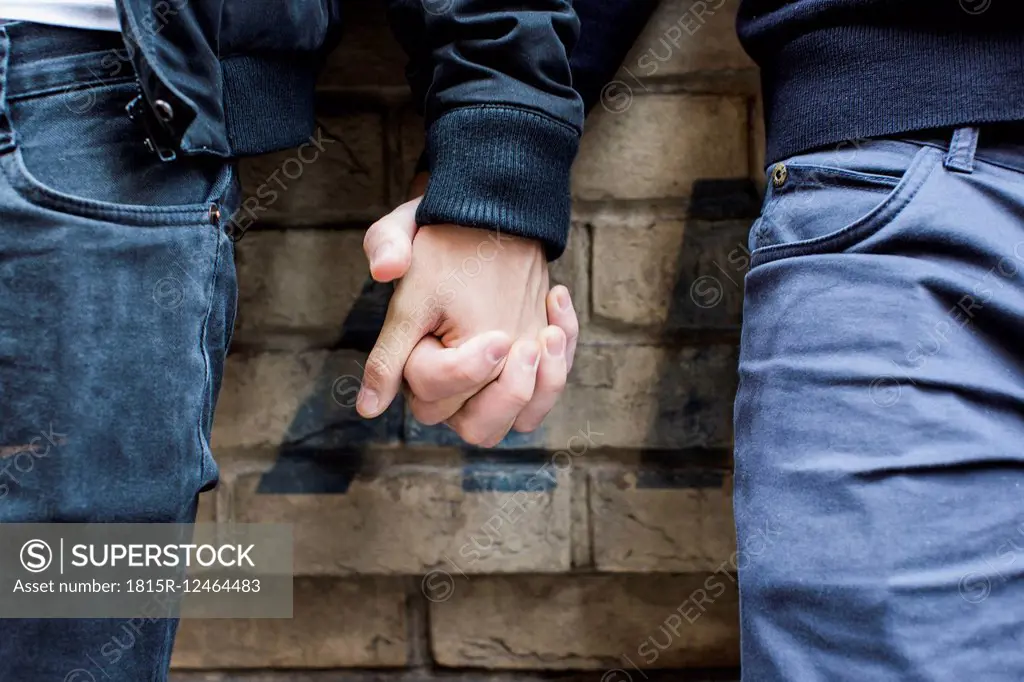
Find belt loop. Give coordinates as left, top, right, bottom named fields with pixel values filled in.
left=0, top=24, right=14, bottom=154
left=944, top=126, right=980, bottom=173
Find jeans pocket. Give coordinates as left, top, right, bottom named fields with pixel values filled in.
left=749, top=141, right=942, bottom=269
left=1, top=80, right=231, bottom=226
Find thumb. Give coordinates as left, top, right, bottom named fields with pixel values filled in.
left=357, top=292, right=437, bottom=418
left=364, top=196, right=420, bottom=283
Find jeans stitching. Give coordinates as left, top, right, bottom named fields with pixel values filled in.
left=749, top=146, right=942, bottom=268
left=777, top=165, right=903, bottom=188
left=196, top=227, right=222, bottom=499
left=0, top=150, right=213, bottom=225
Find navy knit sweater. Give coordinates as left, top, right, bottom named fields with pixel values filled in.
left=737, top=0, right=1024, bottom=164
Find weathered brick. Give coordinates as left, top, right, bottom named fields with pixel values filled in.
left=551, top=344, right=737, bottom=449
left=570, top=466, right=592, bottom=569
left=317, top=1, right=409, bottom=90
left=171, top=577, right=406, bottom=668
left=590, top=216, right=750, bottom=330
left=227, top=451, right=571, bottom=575
left=232, top=231, right=372, bottom=349
left=619, top=0, right=753, bottom=80
left=236, top=114, right=386, bottom=228
left=590, top=465, right=735, bottom=572
left=171, top=672, right=740, bottom=681
left=572, top=96, right=748, bottom=201
left=431, top=574, right=739, bottom=669
left=211, top=350, right=402, bottom=452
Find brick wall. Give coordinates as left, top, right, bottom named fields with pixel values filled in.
left=172, top=0, right=765, bottom=679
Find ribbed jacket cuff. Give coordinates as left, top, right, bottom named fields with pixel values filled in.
left=415, top=106, right=580, bottom=261
left=220, top=54, right=319, bottom=156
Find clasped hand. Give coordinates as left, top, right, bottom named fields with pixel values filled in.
left=356, top=188, right=578, bottom=448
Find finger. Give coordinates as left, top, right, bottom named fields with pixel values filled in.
left=547, top=285, right=579, bottom=372
left=409, top=391, right=468, bottom=427
left=358, top=293, right=435, bottom=418
left=404, top=331, right=512, bottom=426
left=404, top=331, right=511, bottom=403
left=363, top=196, right=420, bottom=282
left=446, top=339, right=540, bottom=448
left=410, top=383, right=492, bottom=426
left=406, top=334, right=510, bottom=426
left=512, top=326, right=567, bottom=433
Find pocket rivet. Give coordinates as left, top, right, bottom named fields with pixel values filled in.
left=209, top=203, right=221, bottom=225
left=771, top=163, right=788, bottom=187
left=154, top=99, right=174, bottom=122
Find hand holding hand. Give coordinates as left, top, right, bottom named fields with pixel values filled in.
left=359, top=183, right=578, bottom=447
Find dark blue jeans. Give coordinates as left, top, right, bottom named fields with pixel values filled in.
left=0, top=23, right=237, bottom=681
left=735, top=127, right=1024, bottom=680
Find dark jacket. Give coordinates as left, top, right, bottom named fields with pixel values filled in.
left=738, top=0, right=1024, bottom=164
left=116, top=0, right=656, bottom=259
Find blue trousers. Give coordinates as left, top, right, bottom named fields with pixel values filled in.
left=735, top=126, right=1024, bottom=680
left=0, top=23, right=236, bottom=680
